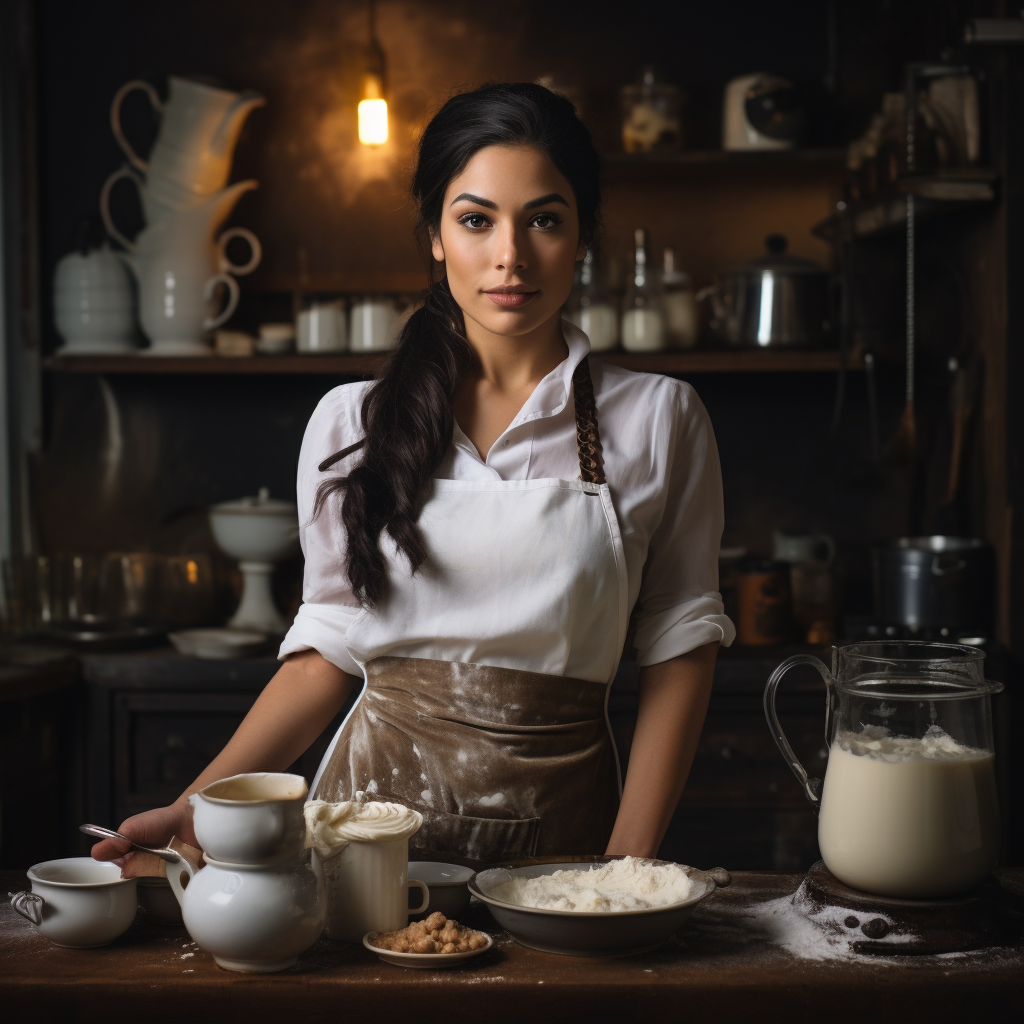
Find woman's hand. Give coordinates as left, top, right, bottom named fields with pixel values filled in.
left=90, top=797, right=197, bottom=876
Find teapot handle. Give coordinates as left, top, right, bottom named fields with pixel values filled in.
left=99, top=165, right=142, bottom=253
left=217, top=228, right=262, bottom=277
left=763, top=654, right=833, bottom=812
left=165, top=838, right=202, bottom=909
left=204, top=273, right=240, bottom=331
left=111, top=79, right=164, bottom=173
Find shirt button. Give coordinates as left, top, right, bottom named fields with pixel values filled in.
left=503, top=439, right=510, bottom=447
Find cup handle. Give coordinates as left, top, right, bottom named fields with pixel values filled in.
left=110, top=79, right=164, bottom=172
left=408, top=879, right=429, bottom=916
left=217, top=228, right=262, bottom=276
left=203, top=274, right=240, bottom=331
left=8, top=891, right=44, bottom=926
left=763, top=654, right=833, bottom=812
left=99, top=165, right=143, bottom=253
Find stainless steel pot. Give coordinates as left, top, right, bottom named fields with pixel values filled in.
left=699, top=234, right=831, bottom=348
left=873, top=536, right=994, bottom=632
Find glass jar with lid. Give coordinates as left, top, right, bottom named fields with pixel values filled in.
left=566, top=249, right=618, bottom=351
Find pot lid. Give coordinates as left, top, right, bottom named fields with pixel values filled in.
left=738, top=234, right=828, bottom=276
left=211, top=487, right=297, bottom=516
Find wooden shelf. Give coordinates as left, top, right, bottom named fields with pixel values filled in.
left=814, top=169, right=998, bottom=241
left=43, top=349, right=860, bottom=376
left=602, top=148, right=847, bottom=169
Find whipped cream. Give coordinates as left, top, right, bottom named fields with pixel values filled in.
left=304, top=800, right=423, bottom=859
left=490, top=856, right=694, bottom=913
left=836, top=725, right=989, bottom=762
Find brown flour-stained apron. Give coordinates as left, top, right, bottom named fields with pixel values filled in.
left=312, top=357, right=626, bottom=865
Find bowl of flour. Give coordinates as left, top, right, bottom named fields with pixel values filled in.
left=469, top=856, right=731, bottom=956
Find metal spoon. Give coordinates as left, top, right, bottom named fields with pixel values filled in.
left=79, top=824, right=179, bottom=863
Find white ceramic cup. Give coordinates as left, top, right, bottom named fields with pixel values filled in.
left=297, top=302, right=347, bottom=353
left=316, top=838, right=429, bottom=941
left=190, top=772, right=308, bottom=865
left=408, top=861, right=473, bottom=921
left=9, top=858, right=138, bottom=947
left=349, top=298, right=398, bottom=353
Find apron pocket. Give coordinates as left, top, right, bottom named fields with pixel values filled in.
left=413, top=808, right=541, bottom=866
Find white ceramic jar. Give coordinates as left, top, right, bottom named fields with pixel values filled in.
left=53, top=247, right=136, bottom=355
left=349, top=297, right=399, bottom=353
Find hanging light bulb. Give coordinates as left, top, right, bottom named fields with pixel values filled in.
left=358, top=0, right=388, bottom=146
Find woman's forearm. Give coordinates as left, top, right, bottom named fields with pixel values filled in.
left=177, top=649, right=358, bottom=803
left=605, top=641, right=718, bottom=858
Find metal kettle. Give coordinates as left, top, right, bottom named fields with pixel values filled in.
left=699, top=234, right=831, bottom=348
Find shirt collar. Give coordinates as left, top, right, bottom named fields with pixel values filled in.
left=509, top=319, right=592, bottom=428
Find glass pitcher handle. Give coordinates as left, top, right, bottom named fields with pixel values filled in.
left=763, top=654, right=832, bottom=812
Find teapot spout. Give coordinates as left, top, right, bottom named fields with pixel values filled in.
left=210, top=90, right=266, bottom=160
left=205, top=179, right=259, bottom=236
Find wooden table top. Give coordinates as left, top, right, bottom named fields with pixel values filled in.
left=3, top=870, right=1023, bottom=1022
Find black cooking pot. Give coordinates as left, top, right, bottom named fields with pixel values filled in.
left=873, top=537, right=994, bottom=632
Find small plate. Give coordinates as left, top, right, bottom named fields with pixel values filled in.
left=168, top=628, right=268, bottom=660
left=362, top=930, right=493, bottom=969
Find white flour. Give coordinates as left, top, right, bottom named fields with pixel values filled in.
left=491, top=857, right=693, bottom=912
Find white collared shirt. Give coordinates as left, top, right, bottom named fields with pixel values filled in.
left=280, top=322, right=735, bottom=677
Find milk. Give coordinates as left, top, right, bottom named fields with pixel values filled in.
left=621, top=308, right=665, bottom=351
left=576, top=303, right=619, bottom=351
left=818, top=727, right=999, bottom=898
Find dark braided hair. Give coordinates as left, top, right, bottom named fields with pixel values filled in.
left=313, top=83, right=601, bottom=606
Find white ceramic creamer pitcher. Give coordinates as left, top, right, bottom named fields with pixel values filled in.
left=111, top=180, right=261, bottom=356
left=107, top=75, right=264, bottom=222
left=167, top=773, right=324, bottom=972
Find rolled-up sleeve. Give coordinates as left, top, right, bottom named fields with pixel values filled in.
left=632, top=383, right=736, bottom=666
left=278, top=385, right=367, bottom=677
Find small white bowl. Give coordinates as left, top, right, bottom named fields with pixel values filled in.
left=168, top=628, right=267, bottom=660
left=408, top=861, right=474, bottom=921
left=9, top=857, right=137, bottom=947
left=363, top=929, right=493, bottom=969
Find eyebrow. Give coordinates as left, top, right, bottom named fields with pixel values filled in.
left=448, top=192, right=571, bottom=210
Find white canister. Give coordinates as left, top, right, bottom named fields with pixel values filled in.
left=297, top=301, right=347, bottom=353
left=53, top=247, right=136, bottom=355
left=350, top=297, right=399, bottom=353
left=315, top=838, right=429, bottom=941
left=575, top=302, right=619, bottom=351
left=621, top=308, right=666, bottom=351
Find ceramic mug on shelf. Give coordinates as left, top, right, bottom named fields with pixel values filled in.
left=9, top=858, right=138, bottom=947
left=297, top=300, right=347, bottom=353
left=315, top=837, right=429, bottom=941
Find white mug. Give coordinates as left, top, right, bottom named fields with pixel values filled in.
left=315, top=838, right=428, bottom=941
left=297, top=302, right=347, bottom=353
left=9, top=858, right=137, bottom=948
left=349, top=298, right=399, bottom=353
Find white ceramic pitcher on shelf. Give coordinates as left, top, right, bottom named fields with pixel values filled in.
left=105, top=75, right=264, bottom=223
left=113, top=180, right=261, bottom=356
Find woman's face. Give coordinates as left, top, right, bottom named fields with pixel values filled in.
left=432, top=144, right=586, bottom=341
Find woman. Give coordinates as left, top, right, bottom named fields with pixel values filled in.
left=93, top=83, right=734, bottom=869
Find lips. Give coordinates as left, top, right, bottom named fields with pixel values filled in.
left=484, top=289, right=539, bottom=308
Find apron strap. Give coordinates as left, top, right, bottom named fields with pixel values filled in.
left=572, top=356, right=606, bottom=485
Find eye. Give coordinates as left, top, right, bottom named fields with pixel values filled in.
left=530, top=212, right=563, bottom=229
left=457, top=212, right=490, bottom=230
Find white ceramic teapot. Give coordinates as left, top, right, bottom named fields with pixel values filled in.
left=166, top=773, right=325, bottom=973
left=114, top=179, right=261, bottom=356
left=53, top=244, right=136, bottom=355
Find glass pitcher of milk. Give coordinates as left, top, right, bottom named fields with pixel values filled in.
left=764, top=642, right=1002, bottom=899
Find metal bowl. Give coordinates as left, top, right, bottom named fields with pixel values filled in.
left=469, top=856, right=731, bottom=956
